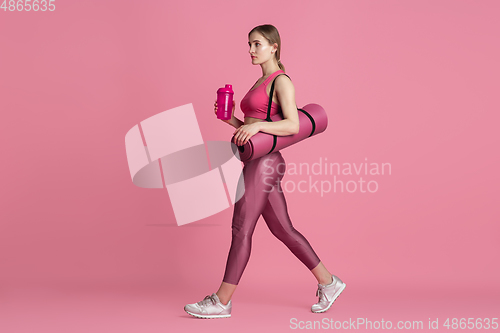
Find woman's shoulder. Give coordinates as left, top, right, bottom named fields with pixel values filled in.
left=274, top=73, right=294, bottom=90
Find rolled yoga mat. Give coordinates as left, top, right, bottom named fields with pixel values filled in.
left=231, top=103, right=328, bottom=162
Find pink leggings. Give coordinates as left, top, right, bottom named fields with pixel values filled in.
left=222, top=151, right=321, bottom=285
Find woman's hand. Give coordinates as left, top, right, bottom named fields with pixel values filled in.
left=233, top=122, right=261, bottom=146
left=214, top=99, right=236, bottom=124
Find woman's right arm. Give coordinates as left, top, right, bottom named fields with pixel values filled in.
left=214, top=100, right=244, bottom=129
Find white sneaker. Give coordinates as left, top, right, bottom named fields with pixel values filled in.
left=184, top=293, right=232, bottom=319
left=311, top=274, right=346, bottom=313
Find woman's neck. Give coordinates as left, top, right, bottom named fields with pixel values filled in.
left=260, top=61, right=281, bottom=78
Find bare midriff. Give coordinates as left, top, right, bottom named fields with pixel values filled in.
left=244, top=117, right=265, bottom=125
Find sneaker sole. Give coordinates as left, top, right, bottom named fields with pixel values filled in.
left=185, top=310, right=231, bottom=319
left=312, top=282, right=346, bottom=313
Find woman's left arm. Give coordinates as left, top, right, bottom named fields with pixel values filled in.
left=233, top=75, right=300, bottom=146
left=258, top=75, right=300, bottom=136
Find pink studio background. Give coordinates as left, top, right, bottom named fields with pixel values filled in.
left=1, top=1, right=499, bottom=332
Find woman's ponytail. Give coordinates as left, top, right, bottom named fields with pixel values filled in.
left=277, top=58, right=285, bottom=72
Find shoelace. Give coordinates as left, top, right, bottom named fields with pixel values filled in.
left=197, top=294, right=217, bottom=307
left=316, top=285, right=330, bottom=302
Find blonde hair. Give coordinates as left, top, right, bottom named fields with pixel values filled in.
left=248, top=24, right=285, bottom=72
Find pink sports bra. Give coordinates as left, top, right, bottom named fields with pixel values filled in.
left=240, top=70, right=285, bottom=120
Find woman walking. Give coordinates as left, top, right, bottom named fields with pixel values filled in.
left=184, top=24, right=345, bottom=319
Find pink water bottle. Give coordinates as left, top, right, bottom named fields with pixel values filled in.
left=216, top=84, right=234, bottom=120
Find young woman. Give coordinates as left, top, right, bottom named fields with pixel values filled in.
left=184, top=24, right=346, bottom=319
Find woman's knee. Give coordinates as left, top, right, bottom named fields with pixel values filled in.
left=268, top=223, right=297, bottom=242
left=231, top=225, right=256, bottom=242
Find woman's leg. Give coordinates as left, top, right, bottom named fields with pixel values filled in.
left=260, top=153, right=333, bottom=286
left=215, top=282, right=237, bottom=305
left=218, top=153, right=284, bottom=303
left=311, top=262, right=334, bottom=285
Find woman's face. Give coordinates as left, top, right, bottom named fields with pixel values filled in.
left=248, top=31, right=276, bottom=65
